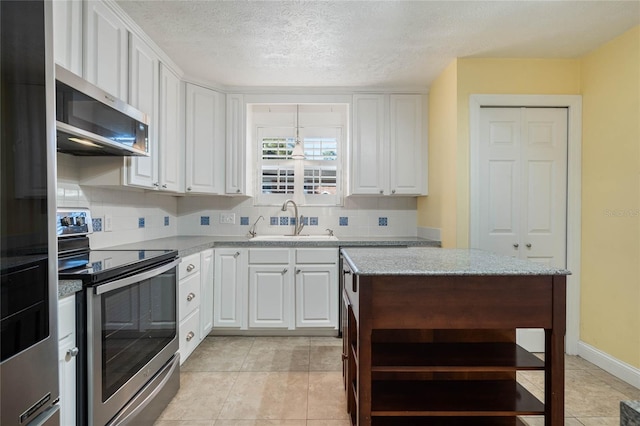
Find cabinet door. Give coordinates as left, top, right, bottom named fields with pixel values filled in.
left=158, top=64, right=183, bottom=192
left=295, top=264, right=337, bottom=328
left=389, top=94, right=424, bottom=195
left=248, top=265, right=292, bottom=329
left=185, top=84, right=225, bottom=194
left=83, top=0, right=128, bottom=99
left=58, top=296, right=76, bottom=426
left=200, top=249, right=214, bottom=338
left=127, top=33, right=159, bottom=189
left=225, top=94, right=245, bottom=195
left=52, top=0, right=83, bottom=76
left=214, top=249, right=246, bottom=328
left=351, top=94, right=386, bottom=195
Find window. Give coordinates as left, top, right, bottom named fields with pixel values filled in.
left=252, top=104, right=345, bottom=206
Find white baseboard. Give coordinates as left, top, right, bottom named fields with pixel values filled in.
left=418, top=226, right=441, bottom=242
left=577, top=340, right=640, bottom=389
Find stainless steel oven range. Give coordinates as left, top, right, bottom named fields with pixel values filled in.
left=57, top=209, right=179, bottom=426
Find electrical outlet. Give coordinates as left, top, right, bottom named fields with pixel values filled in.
left=220, top=213, right=235, bottom=224
left=104, top=214, right=113, bottom=232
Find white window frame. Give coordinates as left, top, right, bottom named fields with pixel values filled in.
left=251, top=104, right=345, bottom=206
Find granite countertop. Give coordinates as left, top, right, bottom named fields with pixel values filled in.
left=58, top=236, right=439, bottom=298
left=341, top=247, right=571, bottom=276
left=103, top=235, right=440, bottom=257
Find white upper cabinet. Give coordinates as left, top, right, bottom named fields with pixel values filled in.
left=158, top=64, right=183, bottom=192
left=52, top=0, right=83, bottom=76
left=389, top=94, right=425, bottom=195
left=127, top=33, right=159, bottom=189
left=225, top=94, right=246, bottom=195
left=350, top=94, right=427, bottom=196
left=83, top=0, right=129, bottom=99
left=351, top=94, right=386, bottom=195
left=185, top=84, right=226, bottom=194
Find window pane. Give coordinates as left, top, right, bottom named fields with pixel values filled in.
left=302, top=137, right=337, bottom=161
left=303, top=166, right=337, bottom=195
left=261, top=166, right=294, bottom=194
left=262, top=137, right=295, bottom=160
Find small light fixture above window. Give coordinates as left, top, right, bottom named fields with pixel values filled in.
left=291, top=104, right=305, bottom=160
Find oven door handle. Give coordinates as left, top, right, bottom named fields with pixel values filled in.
left=94, top=259, right=179, bottom=295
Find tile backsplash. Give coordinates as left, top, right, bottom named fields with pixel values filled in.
left=177, top=196, right=418, bottom=237
left=58, top=153, right=420, bottom=247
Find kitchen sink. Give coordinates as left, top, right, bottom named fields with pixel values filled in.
left=250, top=235, right=339, bottom=241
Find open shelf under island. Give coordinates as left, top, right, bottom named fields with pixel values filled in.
left=339, top=247, right=570, bottom=426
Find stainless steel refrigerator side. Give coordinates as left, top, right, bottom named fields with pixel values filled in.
left=0, top=0, right=60, bottom=424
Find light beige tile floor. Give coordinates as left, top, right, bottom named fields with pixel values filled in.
left=154, top=336, right=638, bottom=426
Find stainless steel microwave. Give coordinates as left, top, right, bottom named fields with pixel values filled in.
left=55, top=65, right=150, bottom=156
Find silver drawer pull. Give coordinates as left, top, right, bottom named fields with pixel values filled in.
left=186, top=264, right=195, bottom=272
left=186, top=331, right=195, bottom=342
left=66, top=347, right=79, bottom=359
left=187, top=292, right=196, bottom=302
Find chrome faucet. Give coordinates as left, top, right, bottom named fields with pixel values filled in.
left=281, top=199, right=305, bottom=236
left=248, top=215, right=264, bottom=238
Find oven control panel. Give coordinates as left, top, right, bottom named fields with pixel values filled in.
left=57, top=208, right=93, bottom=237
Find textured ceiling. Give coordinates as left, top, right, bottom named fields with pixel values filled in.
left=116, top=0, right=640, bottom=89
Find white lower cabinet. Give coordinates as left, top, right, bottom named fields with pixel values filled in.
left=178, top=253, right=201, bottom=364
left=200, top=249, right=214, bottom=339
left=245, top=247, right=338, bottom=331
left=214, top=248, right=247, bottom=329
left=248, top=248, right=292, bottom=329
left=295, top=264, right=338, bottom=328
left=58, top=295, right=77, bottom=426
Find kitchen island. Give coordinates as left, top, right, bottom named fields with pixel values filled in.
left=339, top=247, right=570, bottom=426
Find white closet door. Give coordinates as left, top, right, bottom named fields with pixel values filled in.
left=477, top=107, right=568, bottom=352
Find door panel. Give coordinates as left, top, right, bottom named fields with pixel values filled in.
left=477, top=107, right=568, bottom=352
left=249, top=266, right=291, bottom=328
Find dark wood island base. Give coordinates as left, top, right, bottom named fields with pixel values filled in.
left=339, top=248, right=569, bottom=426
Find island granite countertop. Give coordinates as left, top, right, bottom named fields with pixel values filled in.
left=341, top=247, right=571, bottom=276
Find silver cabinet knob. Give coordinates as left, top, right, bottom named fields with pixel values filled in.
left=186, top=264, right=195, bottom=272
left=236, top=189, right=241, bottom=193
left=186, top=331, right=195, bottom=342
left=526, top=243, right=532, bottom=248
left=187, top=292, right=196, bottom=302
left=392, top=189, right=396, bottom=194
left=282, top=268, right=288, bottom=275
left=153, top=182, right=160, bottom=187
left=296, top=269, right=301, bottom=274
left=187, top=187, right=192, bottom=191
left=379, top=189, right=384, bottom=194
left=162, top=184, right=168, bottom=188
left=66, top=347, right=79, bottom=359
left=513, top=243, right=519, bottom=248
left=234, top=251, right=240, bottom=258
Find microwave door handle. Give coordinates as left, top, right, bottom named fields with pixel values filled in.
left=94, top=259, right=179, bottom=295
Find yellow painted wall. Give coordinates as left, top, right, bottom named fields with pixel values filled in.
left=417, top=60, right=458, bottom=247
left=580, top=26, right=640, bottom=367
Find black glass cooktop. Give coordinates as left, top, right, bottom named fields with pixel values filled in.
left=58, top=249, right=177, bottom=285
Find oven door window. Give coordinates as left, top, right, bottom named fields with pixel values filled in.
left=101, top=270, right=176, bottom=401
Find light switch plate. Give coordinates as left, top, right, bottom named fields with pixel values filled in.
left=220, top=213, right=235, bottom=224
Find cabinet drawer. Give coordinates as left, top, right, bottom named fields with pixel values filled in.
left=179, top=253, right=200, bottom=279
left=249, top=248, right=290, bottom=264
left=179, top=308, right=200, bottom=364
left=179, top=273, right=201, bottom=320
left=295, top=248, right=337, bottom=264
